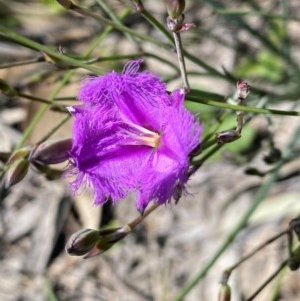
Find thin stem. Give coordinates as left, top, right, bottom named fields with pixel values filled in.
left=37, top=115, right=71, bottom=144
left=66, top=2, right=169, bottom=48
left=15, top=70, right=74, bottom=150
left=172, top=126, right=300, bottom=301
left=18, top=93, right=66, bottom=112
left=221, top=229, right=290, bottom=283
left=13, top=10, right=129, bottom=148
left=0, top=56, right=43, bottom=69
left=246, top=260, right=288, bottom=301
left=95, top=0, right=137, bottom=44
left=173, top=31, right=190, bottom=92
left=128, top=203, right=160, bottom=229
left=0, top=25, right=103, bottom=74
left=140, top=9, right=173, bottom=44
left=187, top=95, right=300, bottom=117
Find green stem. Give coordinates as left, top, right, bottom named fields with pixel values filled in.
left=0, top=56, right=43, bottom=69
left=15, top=70, right=74, bottom=149
left=18, top=93, right=66, bottom=111
left=140, top=9, right=173, bottom=43
left=172, top=126, right=300, bottom=301
left=95, top=0, right=136, bottom=44
left=139, top=7, right=230, bottom=80
left=69, top=2, right=169, bottom=48
left=13, top=10, right=129, bottom=148
left=173, top=31, right=189, bottom=92
left=38, top=115, right=71, bottom=144
left=0, top=25, right=103, bottom=74
left=186, top=95, right=300, bottom=117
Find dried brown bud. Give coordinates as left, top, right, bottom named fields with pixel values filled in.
left=5, top=158, right=29, bottom=188
left=30, top=138, right=72, bottom=164
left=218, top=284, right=231, bottom=301
left=166, top=0, right=185, bottom=20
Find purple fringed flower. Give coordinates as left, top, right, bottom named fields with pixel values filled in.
left=67, top=60, right=202, bottom=213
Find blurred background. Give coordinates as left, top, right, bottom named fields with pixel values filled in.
left=0, top=1, right=300, bottom=300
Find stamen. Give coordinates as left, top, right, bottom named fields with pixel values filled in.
left=121, top=122, right=161, bottom=148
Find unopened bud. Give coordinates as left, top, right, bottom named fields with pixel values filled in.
left=237, top=79, right=250, bottom=100
left=7, top=147, right=31, bottom=164
left=66, top=225, right=131, bottom=258
left=66, top=229, right=100, bottom=256
left=218, top=284, right=231, bottom=301
left=30, top=138, right=72, bottom=164
left=216, top=130, right=241, bottom=144
left=166, top=0, right=185, bottom=20
left=5, top=158, right=29, bottom=188
left=84, top=226, right=131, bottom=258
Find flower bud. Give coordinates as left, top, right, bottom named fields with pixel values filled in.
left=84, top=226, right=131, bottom=258
left=218, top=284, right=231, bottom=301
left=237, top=79, right=250, bottom=100
left=66, top=225, right=132, bottom=258
left=166, top=0, right=185, bottom=20
left=30, top=138, right=72, bottom=164
left=216, top=130, right=241, bottom=144
left=65, top=229, right=100, bottom=256
left=5, top=158, right=29, bottom=188
left=7, top=147, right=31, bottom=165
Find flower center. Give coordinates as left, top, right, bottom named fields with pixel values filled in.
left=122, top=122, right=161, bottom=148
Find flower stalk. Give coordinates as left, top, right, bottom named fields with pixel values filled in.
left=166, top=15, right=190, bottom=93
left=215, top=80, right=250, bottom=144
left=66, top=203, right=160, bottom=258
